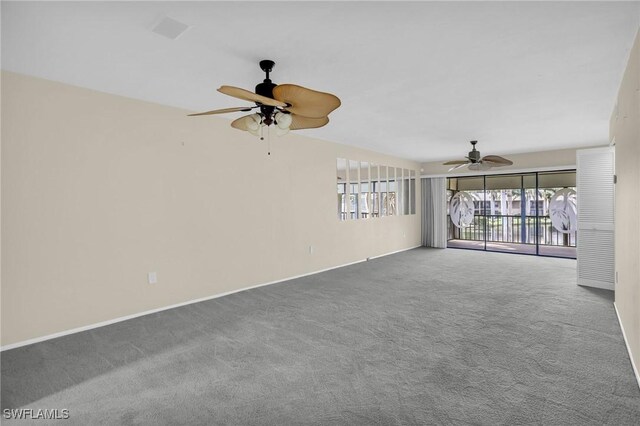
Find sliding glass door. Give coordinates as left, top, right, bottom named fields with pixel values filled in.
left=537, top=171, right=577, bottom=257
left=446, top=170, right=577, bottom=259
left=447, top=176, right=486, bottom=251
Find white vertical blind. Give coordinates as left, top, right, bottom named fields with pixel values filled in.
left=577, top=147, right=615, bottom=290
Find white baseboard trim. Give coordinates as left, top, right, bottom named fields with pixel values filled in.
left=1, top=245, right=421, bottom=352
left=614, top=302, right=640, bottom=390
left=369, top=245, right=422, bottom=260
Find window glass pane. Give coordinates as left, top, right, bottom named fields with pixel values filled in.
left=388, top=167, right=397, bottom=215
left=403, top=169, right=410, bottom=215
left=457, top=176, right=484, bottom=191
left=410, top=170, right=416, bottom=214
left=360, top=162, right=370, bottom=219
left=485, top=175, right=521, bottom=190
left=538, top=171, right=577, bottom=256
left=371, top=164, right=379, bottom=218
left=349, top=160, right=359, bottom=220
left=337, top=158, right=347, bottom=221
left=380, top=166, right=388, bottom=216
left=396, top=167, right=403, bottom=215
left=447, top=175, right=486, bottom=248
left=484, top=174, right=536, bottom=249
left=523, top=174, right=537, bottom=217
left=523, top=174, right=536, bottom=189
left=538, top=171, right=576, bottom=188
left=486, top=174, right=522, bottom=217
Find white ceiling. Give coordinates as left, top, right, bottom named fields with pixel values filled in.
left=2, top=1, right=639, bottom=162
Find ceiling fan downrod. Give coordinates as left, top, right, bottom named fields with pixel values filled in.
left=254, top=60, right=278, bottom=126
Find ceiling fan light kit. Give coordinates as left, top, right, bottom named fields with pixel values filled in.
left=189, top=59, right=341, bottom=142
left=443, top=140, right=513, bottom=172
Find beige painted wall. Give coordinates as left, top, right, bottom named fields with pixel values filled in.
left=420, top=147, right=595, bottom=177
left=610, top=29, right=640, bottom=377
left=0, top=72, right=421, bottom=346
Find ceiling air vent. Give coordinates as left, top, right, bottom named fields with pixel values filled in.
left=151, top=16, right=190, bottom=40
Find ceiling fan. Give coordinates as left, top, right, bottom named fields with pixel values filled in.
left=188, top=60, right=341, bottom=137
left=443, top=140, right=513, bottom=171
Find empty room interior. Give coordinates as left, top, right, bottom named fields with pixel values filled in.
left=2, top=1, right=640, bottom=424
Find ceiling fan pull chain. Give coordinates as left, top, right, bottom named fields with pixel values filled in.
left=267, top=126, right=271, bottom=156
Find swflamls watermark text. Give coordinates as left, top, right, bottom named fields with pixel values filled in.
left=3, top=408, right=70, bottom=420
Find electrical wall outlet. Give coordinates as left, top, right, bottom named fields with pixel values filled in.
left=148, top=272, right=157, bottom=284
left=309, top=245, right=314, bottom=255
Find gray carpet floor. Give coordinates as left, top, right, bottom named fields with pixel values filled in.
left=2, top=248, right=639, bottom=425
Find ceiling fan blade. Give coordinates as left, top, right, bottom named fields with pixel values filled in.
left=273, top=84, right=341, bottom=118
left=442, top=160, right=468, bottom=166
left=218, top=86, right=286, bottom=107
left=482, top=160, right=505, bottom=167
left=289, top=114, right=329, bottom=130
left=469, top=163, right=491, bottom=171
left=188, top=106, right=255, bottom=116
left=448, top=163, right=469, bottom=172
left=482, top=155, right=513, bottom=166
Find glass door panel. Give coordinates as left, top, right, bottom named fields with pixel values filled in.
left=447, top=176, right=485, bottom=250
left=538, top=171, right=577, bottom=258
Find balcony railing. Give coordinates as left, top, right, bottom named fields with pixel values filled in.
left=447, top=215, right=577, bottom=247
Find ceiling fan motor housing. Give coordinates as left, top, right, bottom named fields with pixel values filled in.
left=468, top=140, right=481, bottom=163
left=255, top=80, right=276, bottom=125
left=255, top=80, right=276, bottom=98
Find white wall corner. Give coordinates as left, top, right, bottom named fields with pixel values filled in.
left=614, top=302, right=640, bottom=390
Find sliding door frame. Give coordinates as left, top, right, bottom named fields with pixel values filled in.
left=446, top=169, right=576, bottom=259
